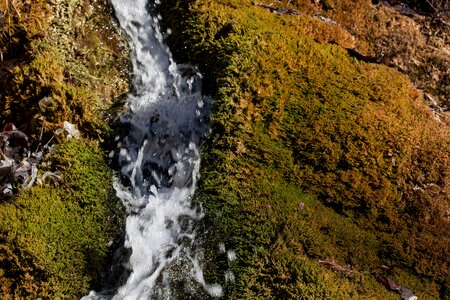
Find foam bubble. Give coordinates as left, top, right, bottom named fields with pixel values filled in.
left=83, top=0, right=220, bottom=298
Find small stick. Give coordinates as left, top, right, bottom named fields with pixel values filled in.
left=10, top=0, right=21, bottom=19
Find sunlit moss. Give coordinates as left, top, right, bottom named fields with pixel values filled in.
left=0, top=0, right=129, bottom=139
left=159, top=0, right=449, bottom=297
left=0, top=0, right=129, bottom=297
left=0, top=139, right=124, bottom=298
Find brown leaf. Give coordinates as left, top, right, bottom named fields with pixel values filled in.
left=251, top=2, right=302, bottom=15
left=374, top=273, right=398, bottom=291
left=2, top=123, right=16, bottom=132
left=318, top=258, right=353, bottom=275
left=374, top=273, right=417, bottom=300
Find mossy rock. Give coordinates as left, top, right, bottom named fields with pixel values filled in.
left=275, top=0, right=450, bottom=106
left=0, top=0, right=129, bottom=141
left=159, top=0, right=450, bottom=297
left=0, top=0, right=129, bottom=298
left=0, top=139, right=124, bottom=298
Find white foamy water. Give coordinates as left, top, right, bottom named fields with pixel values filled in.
left=82, top=0, right=222, bottom=299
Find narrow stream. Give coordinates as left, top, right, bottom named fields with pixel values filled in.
left=83, top=0, right=222, bottom=298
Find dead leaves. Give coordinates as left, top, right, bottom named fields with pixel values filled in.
left=318, top=257, right=353, bottom=275
left=0, top=123, right=31, bottom=200
left=0, top=123, right=60, bottom=201
left=374, top=273, right=417, bottom=300
left=318, top=258, right=418, bottom=299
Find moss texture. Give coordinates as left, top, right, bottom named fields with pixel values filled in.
left=0, top=0, right=129, bottom=140
left=158, top=0, right=450, bottom=298
left=0, top=0, right=128, bottom=297
left=269, top=0, right=450, bottom=106
left=0, top=139, right=124, bottom=298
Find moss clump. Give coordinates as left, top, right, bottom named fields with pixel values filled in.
left=0, top=139, right=123, bottom=298
left=159, top=0, right=449, bottom=297
left=0, top=0, right=129, bottom=141
left=0, top=0, right=129, bottom=297
left=2, top=39, right=110, bottom=138
left=278, top=0, right=450, bottom=106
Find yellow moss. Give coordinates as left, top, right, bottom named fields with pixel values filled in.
left=0, top=0, right=129, bottom=297
left=0, top=0, right=129, bottom=138
left=0, top=139, right=123, bottom=298
left=159, top=0, right=449, bottom=297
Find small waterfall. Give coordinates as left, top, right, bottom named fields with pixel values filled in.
left=83, top=0, right=223, bottom=298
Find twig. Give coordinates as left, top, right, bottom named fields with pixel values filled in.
left=0, top=148, right=7, bottom=160
left=318, top=258, right=353, bottom=275
left=9, top=0, right=21, bottom=20
left=251, top=2, right=301, bottom=15
left=33, top=126, right=45, bottom=154
left=425, top=0, right=437, bottom=12
left=43, top=135, right=55, bottom=149
left=23, top=164, right=37, bottom=191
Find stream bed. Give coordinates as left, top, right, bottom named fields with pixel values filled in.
left=83, top=0, right=223, bottom=298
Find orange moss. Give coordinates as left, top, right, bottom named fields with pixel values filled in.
left=159, top=0, right=449, bottom=297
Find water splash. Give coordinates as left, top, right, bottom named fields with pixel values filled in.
left=83, top=0, right=222, bottom=298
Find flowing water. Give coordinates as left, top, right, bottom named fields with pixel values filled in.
left=83, top=0, right=224, bottom=298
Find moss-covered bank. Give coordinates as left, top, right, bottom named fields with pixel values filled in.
left=158, top=0, right=450, bottom=298
left=0, top=139, right=123, bottom=298
left=0, top=0, right=129, bottom=138
left=0, top=0, right=129, bottom=297
left=283, top=0, right=450, bottom=107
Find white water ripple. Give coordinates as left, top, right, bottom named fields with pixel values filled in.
left=82, top=0, right=223, bottom=299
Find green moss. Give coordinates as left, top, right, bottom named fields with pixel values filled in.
left=1, top=40, right=109, bottom=138
left=0, top=139, right=123, bottom=298
left=0, top=1, right=129, bottom=297
left=0, top=0, right=129, bottom=141
left=159, top=0, right=449, bottom=297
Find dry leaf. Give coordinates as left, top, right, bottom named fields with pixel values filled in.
left=318, top=258, right=353, bottom=275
